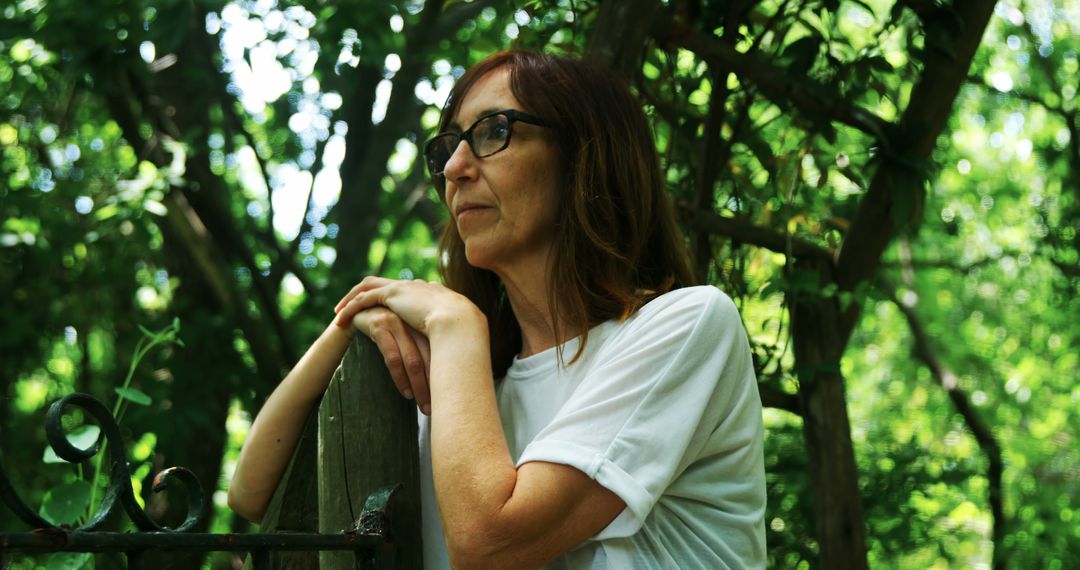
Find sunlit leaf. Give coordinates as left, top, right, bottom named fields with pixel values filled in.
left=44, top=552, right=93, bottom=570
left=115, top=387, right=152, bottom=406
left=43, top=425, right=101, bottom=464
left=40, top=479, right=91, bottom=525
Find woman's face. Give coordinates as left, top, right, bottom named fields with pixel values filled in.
left=443, top=67, right=562, bottom=278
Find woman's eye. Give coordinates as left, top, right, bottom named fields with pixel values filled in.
left=481, top=121, right=508, bottom=140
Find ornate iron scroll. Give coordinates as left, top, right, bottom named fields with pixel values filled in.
left=0, top=393, right=395, bottom=569
left=1, top=392, right=202, bottom=533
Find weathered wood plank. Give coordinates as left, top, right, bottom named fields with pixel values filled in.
left=318, top=336, right=423, bottom=569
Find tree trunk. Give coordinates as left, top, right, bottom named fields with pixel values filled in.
left=331, top=0, right=446, bottom=290
left=789, top=257, right=868, bottom=570
left=585, top=0, right=662, bottom=81
left=92, top=7, right=296, bottom=566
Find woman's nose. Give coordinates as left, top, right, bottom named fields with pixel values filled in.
left=442, top=138, right=477, bottom=183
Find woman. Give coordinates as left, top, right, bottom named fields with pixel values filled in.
left=229, top=50, right=766, bottom=569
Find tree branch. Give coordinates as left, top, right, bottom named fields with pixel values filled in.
left=883, top=280, right=1007, bottom=570
left=637, top=81, right=703, bottom=151
left=331, top=0, right=445, bottom=290
left=692, top=67, right=731, bottom=279
left=835, top=0, right=997, bottom=342
left=650, top=12, right=893, bottom=139
left=758, top=382, right=801, bottom=414
left=879, top=247, right=1039, bottom=274
left=217, top=92, right=320, bottom=299
left=586, top=0, right=663, bottom=80
left=436, top=0, right=501, bottom=39
left=104, top=44, right=293, bottom=380
left=374, top=173, right=432, bottom=277
left=682, top=205, right=833, bottom=259
left=1018, top=9, right=1080, bottom=191
left=965, top=76, right=1065, bottom=113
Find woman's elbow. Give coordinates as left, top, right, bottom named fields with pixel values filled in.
left=226, top=487, right=266, bottom=524
left=445, top=524, right=497, bottom=569
left=446, top=545, right=509, bottom=570
left=446, top=523, right=541, bottom=570
left=448, top=547, right=543, bottom=570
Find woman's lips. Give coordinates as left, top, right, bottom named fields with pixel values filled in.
left=455, top=204, right=491, bottom=222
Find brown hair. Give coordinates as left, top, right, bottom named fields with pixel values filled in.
left=435, top=50, right=695, bottom=378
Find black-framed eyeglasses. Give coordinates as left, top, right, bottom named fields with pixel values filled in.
left=423, top=109, right=548, bottom=194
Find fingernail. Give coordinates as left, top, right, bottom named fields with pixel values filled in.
left=421, top=403, right=432, bottom=415
left=403, top=389, right=414, bottom=399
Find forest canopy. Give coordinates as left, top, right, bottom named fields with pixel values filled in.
left=1, top=0, right=1077, bottom=568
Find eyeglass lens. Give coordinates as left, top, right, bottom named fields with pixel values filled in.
left=426, top=113, right=511, bottom=176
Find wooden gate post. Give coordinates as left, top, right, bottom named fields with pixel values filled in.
left=318, top=336, right=423, bottom=568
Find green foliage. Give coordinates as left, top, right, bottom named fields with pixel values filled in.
left=43, top=425, right=99, bottom=464
left=40, top=480, right=92, bottom=526
left=1, top=0, right=1076, bottom=568
left=42, top=552, right=94, bottom=570
left=763, top=418, right=817, bottom=568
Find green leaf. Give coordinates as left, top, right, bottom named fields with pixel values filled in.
left=43, top=446, right=65, bottom=464
left=115, top=387, right=152, bottom=406
left=40, top=479, right=92, bottom=525
left=847, top=0, right=876, bottom=16
left=67, top=424, right=101, bottom=449
left=44, top=552, right=93, bottom=570
left=43, top=425, right=101, bottom=463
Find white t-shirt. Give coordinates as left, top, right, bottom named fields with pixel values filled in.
left=419, top=286, right=766, bottom=569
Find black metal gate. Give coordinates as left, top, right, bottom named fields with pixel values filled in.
left=0, top=393, right=396, bottom=569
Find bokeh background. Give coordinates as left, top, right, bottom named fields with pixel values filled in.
left=1, top=0, right=1077, bottom=568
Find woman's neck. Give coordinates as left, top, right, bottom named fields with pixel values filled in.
left=495, top=261, right=575, bottom=358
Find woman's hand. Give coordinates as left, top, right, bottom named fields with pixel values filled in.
left=334, top=276, right=480, bottom=336
left=334, top=276, right=482, bottom=414
left=350, top=306, right=433, bottom=414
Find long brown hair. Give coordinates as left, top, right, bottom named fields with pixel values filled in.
left=436, top=50, right=695, bottom=378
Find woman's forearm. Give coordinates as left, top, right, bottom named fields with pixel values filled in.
left=425, top=310, right=521, bottom=556
left=228, top=320, right=354, bottom=522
